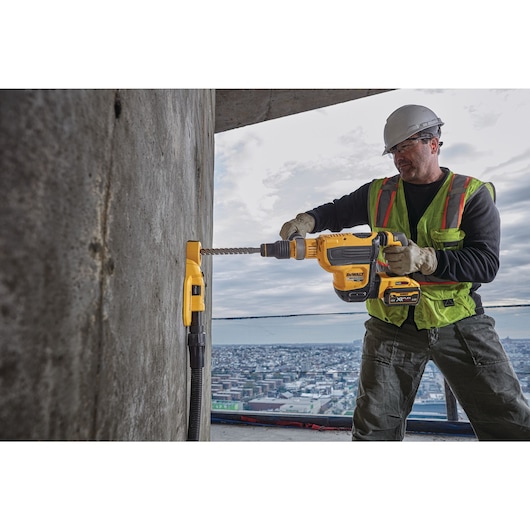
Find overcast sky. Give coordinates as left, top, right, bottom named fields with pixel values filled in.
left=211, top=89, right=530, bottom=344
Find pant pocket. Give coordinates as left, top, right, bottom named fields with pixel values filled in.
left=362, top=317, right=398, bottom=365
left=454, top=314, right=509, bottom=366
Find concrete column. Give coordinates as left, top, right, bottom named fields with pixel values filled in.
left=0, top=89, right=214, bottom=440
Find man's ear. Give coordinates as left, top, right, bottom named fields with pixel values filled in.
left=431, top=137, right=440, bottom=154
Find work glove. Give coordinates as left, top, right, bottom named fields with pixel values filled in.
left=384, top=240, right=438, bottom=276
left=279, top=213, right=315, bottom=240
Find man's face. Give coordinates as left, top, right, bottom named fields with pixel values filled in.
left=390, top=135, right=440, bottom=184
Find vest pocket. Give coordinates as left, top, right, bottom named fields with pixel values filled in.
left=429, top=228, right=465, bottom=250
left=417, top=283, right=476, bottom=328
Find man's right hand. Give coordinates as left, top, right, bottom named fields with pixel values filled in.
left=279, top=213, right=315, bottom=240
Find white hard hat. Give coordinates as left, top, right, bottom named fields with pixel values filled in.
left=382, top=104, right=444, bottom=155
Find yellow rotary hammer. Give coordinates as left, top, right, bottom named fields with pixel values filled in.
left=201, top=231, right=421, bottom=306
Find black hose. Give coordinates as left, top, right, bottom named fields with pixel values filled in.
left=187, top=310, right=205, bottom=441
left=187, top=369, right=203, bottom=441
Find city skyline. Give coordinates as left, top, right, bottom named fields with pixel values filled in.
left=211, top=338, right=530, bottom=421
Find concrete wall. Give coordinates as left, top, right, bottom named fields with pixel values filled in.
left=0, top=90, right=214, bottom=440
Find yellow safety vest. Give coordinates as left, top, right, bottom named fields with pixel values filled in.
left=366, top=171, right=495, bottom=329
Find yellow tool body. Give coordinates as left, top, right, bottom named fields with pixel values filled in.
left=183, top=241, right=205, bottom=327
left=260, top=231, right=421, bottom=306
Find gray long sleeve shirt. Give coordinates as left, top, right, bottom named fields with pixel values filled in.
left=305, top=168, right=500, bottom=314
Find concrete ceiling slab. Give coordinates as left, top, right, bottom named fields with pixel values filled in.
left=215, top=89, right=393, bottom=133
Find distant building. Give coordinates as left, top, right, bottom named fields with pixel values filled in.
left=279, top=397, right=332, bottom=415
left=247, top=397, right=287, bottom=411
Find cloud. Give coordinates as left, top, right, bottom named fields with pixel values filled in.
left=442, top=142, right=481, bottom=160
left=209, top=254, right=346, bottom=318
left=484, top=149, right=530, bottom=175
left=496, top=178, right=530, bottom=209
left=464, top=103, right=502, bottom=129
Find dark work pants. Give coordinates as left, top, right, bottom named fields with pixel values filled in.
left=352, top=315, right=530, bottom=441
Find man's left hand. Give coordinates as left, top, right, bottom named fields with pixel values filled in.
left=384, top=240, right=438, bottom=275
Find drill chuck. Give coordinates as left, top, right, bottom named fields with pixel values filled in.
left=260, top=237, right=306, bottom=260
left=260, top=240, right=291, bottom=259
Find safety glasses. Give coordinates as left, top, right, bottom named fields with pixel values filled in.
left=388, top=134, right=438, bottom=155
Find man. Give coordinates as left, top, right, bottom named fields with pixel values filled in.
left=280, top=104, right=530, bottom=441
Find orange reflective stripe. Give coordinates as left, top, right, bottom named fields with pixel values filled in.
left=456, top=177, right=471, bottom=225
left=442, top=174, right=471, bottom=229
left=374, top=178, right=387, bottom=227
left=383, top=190, right=396, bottom=226
left=375, top=176, right=400, bottom=227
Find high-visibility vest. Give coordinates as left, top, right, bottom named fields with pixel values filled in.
left=366, top=171, right=495, bottom=329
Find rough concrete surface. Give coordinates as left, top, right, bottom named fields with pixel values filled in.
left=210, top=424, right=477, bottom=442
left=215, top=89, right=393, bottom=132
left=0, top=89, right=214, bottom=440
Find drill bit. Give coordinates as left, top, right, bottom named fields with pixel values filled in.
left=200, top=247, right=261, bottom=256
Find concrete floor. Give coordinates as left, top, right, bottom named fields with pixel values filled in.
left=210, top=423, right=477, bottom=442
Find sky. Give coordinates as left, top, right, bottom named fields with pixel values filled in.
left=211, top=89, right=530, bottom=343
